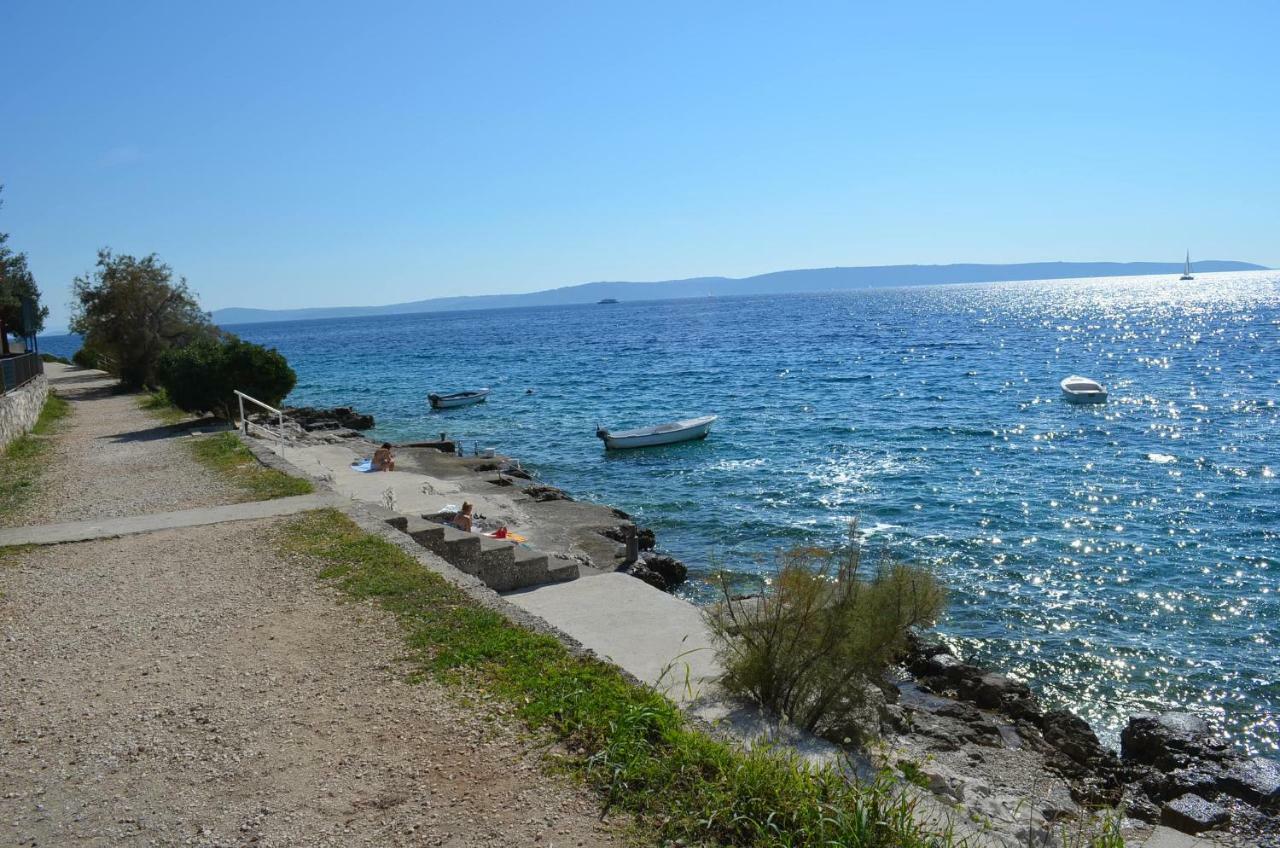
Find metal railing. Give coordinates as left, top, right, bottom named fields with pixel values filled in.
left=0, top=352, right=44, bottom=396
left=234, top=389, right=286, bottom=447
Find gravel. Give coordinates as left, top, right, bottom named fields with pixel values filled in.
left=11, top=368, right=241, bottom=527
left=1, top=519, right=623, bottom=846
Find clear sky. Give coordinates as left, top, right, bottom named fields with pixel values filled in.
left=3, top=1, right=1277, bottom=330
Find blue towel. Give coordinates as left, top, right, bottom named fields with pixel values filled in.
left=351, top=459, right=375, bottom=473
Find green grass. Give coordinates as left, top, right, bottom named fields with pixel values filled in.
left=189, top=432, right=313, bottom=500
left=138, top=388, right=189, bottom=425
left=276, top=509, right=971, bottom=848
left=0, top=392, right=71, bottom=522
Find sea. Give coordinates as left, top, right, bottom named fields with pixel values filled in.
left=41, top=271, right=1280, bottom=754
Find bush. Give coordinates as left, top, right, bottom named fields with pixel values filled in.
left=156, top=337, right=295, bottom=421
left=705, top=527, right=945, bottom=740
left=71, top=348, right=103, bottom=369
left=40, top=353, right=72, bottom=365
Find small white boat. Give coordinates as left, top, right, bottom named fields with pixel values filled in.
left=1180, top=250, right=1194, bottom=281
left=596, top=415, right=717, bottom=449
left=429, top=388, right=490, bottom=410
left=1060, top=376, right=1107, bottom=404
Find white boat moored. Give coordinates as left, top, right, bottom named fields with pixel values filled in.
left=429, top=388, right=490, bottom=409
left=1060, top=376, right=1107, bottom=404
left=596, top=415, right=717, bottom=450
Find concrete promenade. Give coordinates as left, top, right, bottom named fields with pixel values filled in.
left=0, top=491, right=343, bottom=546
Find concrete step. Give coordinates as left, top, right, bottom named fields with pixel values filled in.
left=403, top=516, right=445, bottom=547
left=363, top=503, right=408, bottom=532
left=545, top=559, right=580, bottom=584
left=477, top=535, right=517, bottom=569
left=437, top=525, right=481, bottom=567
left=390, top=517, right=580, bottom=591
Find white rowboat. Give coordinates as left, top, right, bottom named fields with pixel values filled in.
left=1060, top=376, right=1107, bottom=404
left=429, top=388, right=490, bottom=409
left=596, top=415, right=717, bottom=450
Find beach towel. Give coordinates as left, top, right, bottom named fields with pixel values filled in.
left=350, top=458, right=375, bottom=473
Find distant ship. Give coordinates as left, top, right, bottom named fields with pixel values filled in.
left=1180, top=251, right=1194, bottom=281
left=597, top=298, right=619, bottom=304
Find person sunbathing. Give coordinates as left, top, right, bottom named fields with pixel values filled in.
left=372, top=442, right=396, bottom=471
left=451, top=501, right=473, bottom=531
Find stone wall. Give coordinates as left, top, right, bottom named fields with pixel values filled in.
left=0, top=375, right=50, bottom=451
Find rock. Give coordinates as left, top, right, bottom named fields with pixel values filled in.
left=1221, top=757, right=1280, bottom=809
left=903, top=630, right=953, bottom=664
left=284, top=406, right=374, bottom=431
left=1121, top=711, right=1229, bottom=770
left=524, top=485, right=573, bottom=503
left=911, top=652, right=969, bottom=681
left=641, top=553, right=687, bottom=587
left=973, top=673, right=1031, bottom=710
left=1160, top=793, right=1229, bottom=834
left=1166, top=765, right=1224, bottom=799
left=598, top=526, right=627, bottom=543
left=637, top=528, right=656, bottom=551
left=1041, top=710, right=1103, bottom=766
left=626, top=562, right=667, bottom=591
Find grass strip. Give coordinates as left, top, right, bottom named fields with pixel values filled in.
left=138, top=388, right=188, bottom=425
left=189, top=432, right=313, bottom=500
left=276, top=509, right=969, bottom=848
left=0, top=392, right=71, bottom=522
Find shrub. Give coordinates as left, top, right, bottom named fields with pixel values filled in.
left=705, top=527, right=945, bottom=740
left=40, top=353, right=72, bottom=365
left=157, top=337, right=295, bottom=421
left=71, top=348, right=102, bottom=369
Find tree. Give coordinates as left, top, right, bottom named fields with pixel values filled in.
left=0, top=187, right=48, bottom=356
left=69, top=249, right=216, bottom=389
left=157, top=336, right=296, bottom=421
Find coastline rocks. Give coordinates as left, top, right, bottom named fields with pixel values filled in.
left=624, top=553, right=689, bottom=592
left=641, top=553, right=687, bottom=586
left=625, top=561, right=668, bottom=591
left=1161, top=793, right=1230, bottom=834
left=1121, top=711, right=1230, bottom=771
left=523, top=484, right=573, bottom=503
left=285, top=405, right=374, bottom=431
left=1222, top=757, right=1280, bottom=809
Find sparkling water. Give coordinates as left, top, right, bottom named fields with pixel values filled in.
left=52, top=271, right=1279, bottom=753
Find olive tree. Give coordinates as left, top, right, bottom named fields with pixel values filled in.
left=70, top=249, right=216, bottom=388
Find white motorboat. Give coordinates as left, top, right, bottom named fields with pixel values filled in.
left=429, top=388, right=490, bottom=409
left=596, top=415, right=717, bottom=449
left=1180, top=251, right=1194, bottom=281
left=1060, top=376, right=1107, bottom=404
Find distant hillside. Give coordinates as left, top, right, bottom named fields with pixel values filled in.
left=212, top=260, right=1268, bottom=326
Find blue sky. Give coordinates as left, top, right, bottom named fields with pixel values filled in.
left=2, top=1, right=1277, bottom=330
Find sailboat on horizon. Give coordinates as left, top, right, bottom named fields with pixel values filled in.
left=1180, top=251, right=1194, bottom=281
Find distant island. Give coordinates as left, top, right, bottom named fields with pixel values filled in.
left=213, top=260, right=1268, bottom=326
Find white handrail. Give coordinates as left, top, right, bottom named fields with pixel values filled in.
left=234, top=389, right=286, bottom=447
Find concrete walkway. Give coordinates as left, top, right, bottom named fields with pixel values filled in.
left=506, top=572, right=722, bottom=701
left=0, top=492, right=344, bottom=547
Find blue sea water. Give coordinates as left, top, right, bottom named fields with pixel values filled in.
left=42, top=272, right=1280, bottom=753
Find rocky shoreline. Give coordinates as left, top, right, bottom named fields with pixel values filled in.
left=263, top=405, right=1278, bottom=846
left=888, top=634, right=1278, bottom=844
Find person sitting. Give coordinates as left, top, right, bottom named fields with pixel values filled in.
left=451, top=501, right=473, bottom=532
left=372, top=442, right=396, bottom=471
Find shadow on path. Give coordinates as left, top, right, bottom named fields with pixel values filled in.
left=107, top=418, right=231, bottom=444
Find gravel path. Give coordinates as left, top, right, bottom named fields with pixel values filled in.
left=1, top=519, right=623, bottom=847
left=10, top=365, right=241, bottom=527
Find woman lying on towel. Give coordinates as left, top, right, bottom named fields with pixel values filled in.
left=372, top=443, right=396, bottom=471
